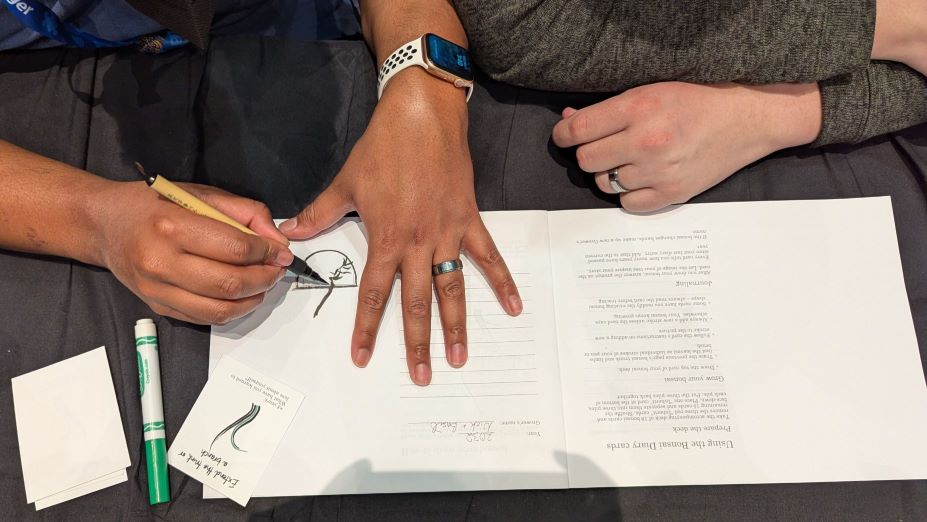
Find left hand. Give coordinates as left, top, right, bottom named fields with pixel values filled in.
left=552, top=81, right=823, bottom=212
left=280, top=70, right=522, bottom=386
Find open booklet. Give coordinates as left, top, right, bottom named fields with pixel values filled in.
left=209, top=197, right=927, bottom=497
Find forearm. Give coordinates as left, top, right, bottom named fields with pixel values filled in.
left=453, top=0, right=876, bottom=92
left=0, top=140, right=109, bottom=266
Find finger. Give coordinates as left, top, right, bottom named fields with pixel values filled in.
left=432, top=242, right=468, bottom=368
left=562, top=106, right=578, bottom=118
left=575, top=130, right=633, bottom=173
left=462, top=218, right=522, bottom=316
left=161, top=211, right=293, bottom=268
left=280, top=183, right=353, bottom=240
left=594, top=165, right=648, bottom=194
left=552, top=97, right=630, bottom=148
left=350, top=249, right=399, bottom=369
left=401, top=252, right=436, bottom=386
left=179, top=183, right=290, bottom=246
left=161, top=253, right=286, bottom=300
left=147, top=300, right=200, bottom=324
left=619, top=188, right=674, bottom=213
left=144, top=282, right=266, bottom=325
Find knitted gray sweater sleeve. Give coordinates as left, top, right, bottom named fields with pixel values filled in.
left=813, top=63, right=927, bottom=146
left=452, top=0, right=927, bottom=146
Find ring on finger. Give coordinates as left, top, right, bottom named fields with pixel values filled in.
left=432, top=259, right=463, bottom=277
left=607, top=167, right=630, bottom=193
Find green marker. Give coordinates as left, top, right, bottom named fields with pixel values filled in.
left=135, top=318, right=170, bottom=505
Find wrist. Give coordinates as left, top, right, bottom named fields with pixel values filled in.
left=81, top=180, right=144, bottom=268
left=746, top=83, right=822, bottom=150
left=873, top=0, right=927, bottom=66
left=374, top=66, right=469, bottom=140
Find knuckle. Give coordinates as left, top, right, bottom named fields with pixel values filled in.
left=404, top=296, right=430, bottom=319
left=483, top=247, right=503, bottom=267
left=441, top=279, right=464, bottom=299
left=496, top=275, right=517, bottom=295
left=217, top=274, right=244, bottom=299
left=300, top=203, right=318, bottom=226
left=361, top=288, right=387, bottom=315
left=209, top=302, right=236, bottom=325
left=226, top=237, right=253, bottom=262
left=409, top=343, right=429, bottom=363
left=255, top=202, right=273, bottom=221
left=568, top=115, right=589, bottom=140
left=355, top=327, right=377, bottom=345
left=575, top=144, right=597, bottom=172
left=151, top=216, right=176, bottom=237
left=447, top=324, right=465, bottom=338
left=628, top=91, right=661, bottom=115
left=137, top=253, right=165, bottom=278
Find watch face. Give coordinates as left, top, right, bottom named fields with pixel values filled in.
left=424, top=33, right=474, bottom=81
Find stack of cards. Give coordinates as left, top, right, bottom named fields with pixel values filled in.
left=12, top=347, right=131, bottom=510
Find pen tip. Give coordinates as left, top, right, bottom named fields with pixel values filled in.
left=134, top=162, right=156, bottom=186
left=307, top=272, right=328, bottom=286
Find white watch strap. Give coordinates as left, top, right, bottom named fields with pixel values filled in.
left=377, top=37, right=427, bottom=99
left=376, top=36, right=473, bottom=102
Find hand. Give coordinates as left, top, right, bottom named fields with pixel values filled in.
left=552, top=82, right=823, bottom=212
left=280, top=72, right=523, bottom=386
left=92, top=181, right=292, bottom=324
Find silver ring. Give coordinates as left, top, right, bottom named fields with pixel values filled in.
left=432, top=259, right=463, bottom=276
left=607, top=167, right=629, bottom=193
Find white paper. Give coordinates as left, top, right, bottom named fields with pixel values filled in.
left=548, top=198, right=927, bottom=487
left=12, top=346, right=130, bottom=506
left=210, top=198, right=927, bottom=495
left=210, top=215, right=568, bottom=496
left=33, top=469, right=127, bottom=510
left=168, top=356, right=303, bottom=506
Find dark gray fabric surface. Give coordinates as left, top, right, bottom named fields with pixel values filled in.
left=1, top=36, right=927, bottom=521
left=451, top=0, right=927, bottom=147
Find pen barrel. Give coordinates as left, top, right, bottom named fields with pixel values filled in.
left=149, top=176, right=255, bottom=236
left=134, top=319, right=171, bottom=505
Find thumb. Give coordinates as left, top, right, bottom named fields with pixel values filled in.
left=280, top=184, right=353, bottom=240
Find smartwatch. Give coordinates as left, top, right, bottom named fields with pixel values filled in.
left=377, top=33, right=475, bottom=101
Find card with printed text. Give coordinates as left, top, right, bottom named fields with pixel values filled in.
left=167, top=356, right=303, bottom=506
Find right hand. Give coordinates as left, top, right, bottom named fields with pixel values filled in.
left=92, top=181, right=292, bottom=324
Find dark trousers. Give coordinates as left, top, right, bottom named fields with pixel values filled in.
left=2, top=37, right=926, bottom=521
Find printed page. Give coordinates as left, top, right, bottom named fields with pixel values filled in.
left=210, top=212, right=568, bottom=497
left=548, top=198, right=927, bottom=487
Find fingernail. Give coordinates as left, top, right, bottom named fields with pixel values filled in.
left=355, top=348, right=371, bottom=367
left=274, top=249, right=294, bottom=267
left=507, top=295, right=523, bottom=315
left=413, top=362, right=431, bottom=386
left=449, top=343, right=466, bottom=368
left=280, top=218, right=297, bottom=232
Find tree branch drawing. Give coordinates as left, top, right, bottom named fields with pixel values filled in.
left=210, top=403, right=261, bottom=453
left=292, top=249, right=357, bottom=318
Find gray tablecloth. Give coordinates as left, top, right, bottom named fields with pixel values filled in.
left=1, top=37, right=926, bottom=521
